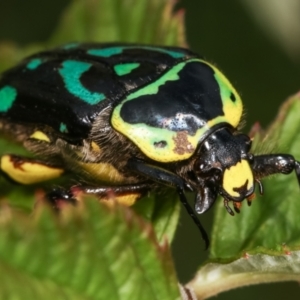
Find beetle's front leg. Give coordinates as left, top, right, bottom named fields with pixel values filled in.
left=252, top=154, right=300, bottom=185
left=127, top=158, right=189, bottom=190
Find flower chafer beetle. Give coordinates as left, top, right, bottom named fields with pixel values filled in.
left=0, top=43, right=299, bottom=248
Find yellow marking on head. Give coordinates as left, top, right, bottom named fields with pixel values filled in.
left=30, top=131, right=50, bottom=142
left=91, top=141, right=101, bottom=153
left=0, top=155, right=64, bottom=184
left=78, top=162, right=127, bottom=184
left=223, top=159, right=254, bottom=198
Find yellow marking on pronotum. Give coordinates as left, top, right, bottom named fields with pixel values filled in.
left=112, top=58, right=244, bottom=163
left=222, top=159, right=254, bottom=198
left=30, top=131, right=50, bottom=142
left=203, top=60, right=243, bottom=129
left=0, top=155, right=64, bottom=184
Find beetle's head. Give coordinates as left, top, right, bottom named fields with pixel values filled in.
left=193, top=127, right=255, bottom=214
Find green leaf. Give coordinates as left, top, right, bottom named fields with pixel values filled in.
left=49, top=0, right=186, bottom=46
left=0, top=200, right=181, bottom=300
left=133, top=188, right=181, bottom=243
left=188, top=250, right=300, bottom=299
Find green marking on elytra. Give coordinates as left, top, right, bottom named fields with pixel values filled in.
left=59, top=122, right=68, bottom=133
left=114, top=63, right=140, bottom=76
left=142, top=46, right=186, bottom=58
left=26, top=58, right=43, bottom=70
left=59, top=60, right=105, bottom=105
left=0, top=85, right=17, bottom=112
left=88, top=47, right=123, bottom=57
left=87, top=46, right=186, bottom=59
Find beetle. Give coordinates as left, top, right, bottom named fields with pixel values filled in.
left=0, top=43, right=299, bottom=248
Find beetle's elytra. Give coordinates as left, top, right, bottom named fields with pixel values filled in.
left=0, top=43, right=299, bottom=248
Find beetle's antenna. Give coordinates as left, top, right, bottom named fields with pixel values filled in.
left=177, top=188, right=209, bottom=249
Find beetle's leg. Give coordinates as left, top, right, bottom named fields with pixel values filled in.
left=78, top=183, right=151, bottom=195
left=252, top=154, right=300, bottom=184
left=127, top=158, right=188, bottom=190
left=0, top=154, right=64, bottom=184
left=46, top=183, right=151, bottom=211
left=127, top=158, right=210, bottom=248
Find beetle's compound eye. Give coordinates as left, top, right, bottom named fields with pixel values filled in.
left=222, top=159, right=255, bottom=200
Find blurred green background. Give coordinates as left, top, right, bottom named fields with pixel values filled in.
left=0, top=0, right=300, bottom=299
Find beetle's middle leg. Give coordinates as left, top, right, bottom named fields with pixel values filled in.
left=46, top=183, right=152, bottom=210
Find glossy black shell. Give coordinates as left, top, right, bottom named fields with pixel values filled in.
left=0, top=43, right=197, bottom=143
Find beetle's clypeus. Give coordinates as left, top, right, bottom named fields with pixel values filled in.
left=0, top=43, right=299, bottom=247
